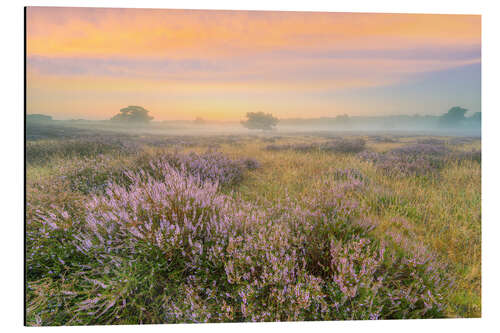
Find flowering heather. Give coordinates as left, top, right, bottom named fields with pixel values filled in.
left=324, top=138, right=366, bottom=153
left=390, top=143, right=449, bottom=157
left=25, top=130, right=478, bottom=325
left=358, top=144, right=451, bottom=176
left=27, top=158, right=450, bottom=324
left=265, top=143, right=317, bottom=152
left=57, top=156, right=131, bottom=194
left=265, top=138, right=365, bottom=154
left=26, top=137, right=139, bottom=165
left=359, top=142, right=480, bottom=178
left=142, top=151, right=250, bottom=186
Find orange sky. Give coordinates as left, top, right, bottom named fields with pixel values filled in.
left=26, top=7, right=481, bottom=120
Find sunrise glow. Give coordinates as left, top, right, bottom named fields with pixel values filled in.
left=26, top=7, right=481, bottom=121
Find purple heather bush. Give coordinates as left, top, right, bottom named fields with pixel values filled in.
left=57, top=156, right=130, bottom=194
left=28, top=152, right=450, bottom=324
left=265, top=138, right=365, bottom=154
left=147, top=151, right=248, bottom=186
left=390, top=143, right=449, bottom=157
left=265, top=143, right=316, bottom=152
left=26, top=137, right=139, bottom=165
left=324, top=138, right=366, bottom=153
left=359, top=143, right=481, bottom=177
left=358, top=144, right=452, bottom=177
left=448, top=137, right=479, bottom=146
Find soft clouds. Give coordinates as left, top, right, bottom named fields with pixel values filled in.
left=26, top=7, right=481, bottom=120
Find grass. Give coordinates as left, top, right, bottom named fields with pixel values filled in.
left=25, top=130, right=481, bottom=325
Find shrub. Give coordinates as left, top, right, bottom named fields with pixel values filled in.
left=324, top=138, right=366, bottom=153
left=390, top=144, right=449, bottom=157
left=26, top=138, right=137, bottom=165
left=358, top=144, right=454, bottom=177
left=28, top=156, right=450, bottom=324
left=265, top=138, right=365, bottom=154
left=142, top=151, right=247, bottom=186
left=31, top=164, right=242, bottom=324
left=57, top=156, right=131, bottom=195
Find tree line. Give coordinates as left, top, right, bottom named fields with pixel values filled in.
left=28, top=106, right=481, bottom=131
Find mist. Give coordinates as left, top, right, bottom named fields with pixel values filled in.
left=27, top=111, right=481, bottom=140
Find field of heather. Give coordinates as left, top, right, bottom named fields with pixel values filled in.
left=25, top=128, right=481, bottom=325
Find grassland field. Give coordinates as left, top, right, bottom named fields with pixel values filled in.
left=25, top=125, right=481, bottom=325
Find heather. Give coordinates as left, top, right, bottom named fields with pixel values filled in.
left=265, top=138, right=366, bottom=154
left=358, top=143, right=480, bottom=177
left=26, top=138, right=138, bottom=165
left=26, top=131, right=481, bottom=325
left=135, top=150, right=256, bottom=186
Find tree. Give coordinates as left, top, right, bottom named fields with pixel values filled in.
left=470, top=112, right=481, bottom=122
left=194, top=117, right=206, bottom=125
left=439, top=106, right=468, bottom=127
left=27, top=114, right=52, bottom=122
left=110, top=106, right=153, bottom=123
left=241, top=112, right=279, bottom=131
left=335, top=114, right=350, bottom=125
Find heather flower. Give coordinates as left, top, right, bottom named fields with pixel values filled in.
left=265, top=138, right=365, bottom=154
left=358, top=144, right=455, bottom=177
left=141, top=151, right=248, bottom=186
left=27, top=140, right=452, bottom=324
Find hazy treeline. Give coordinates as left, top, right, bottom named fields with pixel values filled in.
left=27, top=107, right=481, bottom=137
left=280, top=113, right=480, bottom=133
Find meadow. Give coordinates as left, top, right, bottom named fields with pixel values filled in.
left=25, top=125, right=481, bottom=325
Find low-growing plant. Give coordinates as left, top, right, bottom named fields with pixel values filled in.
left=137, top=151, right=249, bottom=186
left=265, top=138, right=365, bottom=154
left=358, top=144, right=457, bottom=177
left=28, top=159, right=450, bottom=324
left=26, top=138, right=138, bottom=165
left=324, top=138, right=366, bottom=153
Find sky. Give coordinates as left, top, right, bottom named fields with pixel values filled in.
left=26, top=7, right=481, bottom=121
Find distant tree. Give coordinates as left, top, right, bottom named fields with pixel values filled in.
left=470, top=112, right=481, bottom=122
left=439, top=106, right=468, bottom=127
left=110, top=106, right=153, bottom=123
left=241, top=112, right=279, bottom=131
left=335, top=114, right=350, bottom=125
left=194, top=117, right=206, bottom=125
left=27, top=114, right=52, bottom=122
